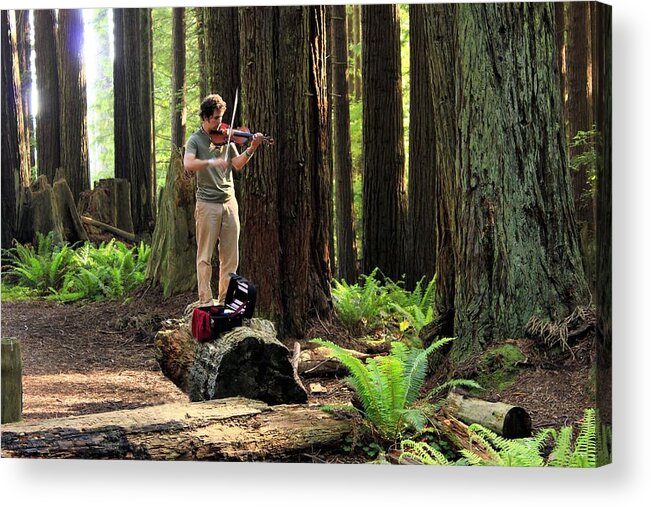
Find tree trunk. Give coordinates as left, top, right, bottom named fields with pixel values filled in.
left=120, top=8, right=156, bottom=235
left=426, top=3, right=457, bottom=338
left=442, top=3, right=589, bottom=363
left=203, top=7, right=239, bottom=126
left=57, top=9, right=90, bottom=204
left=145, top=149, right=197, bottom=296
left=113, top=8, right=129, bottom=181
left=155, top=317, right=307, bottom=405
left=332, top=4, right=358, bottom=283
left=1, top=11, right=23, bottom=248
left=15, top=10, right=33, bottom=183
left=170, top=8, right=186, bottom=150
left=405, top=4, right=437, bottom=290
left=34, top=9, right=60, bottom=183
left=566, top=2, right=595, bottom=293
left=194, top=8, right=207, bottom=100
left=353, top=5, right=361, bottom=101
left=361, top=4, right=406, bottom=280
left=593, top=2, right=611, bottom=430
left=1, top=397, right=352, bottom=461
left=1, top=338, right=23, bottom=424
left=238, top=6, right=284, bottom=322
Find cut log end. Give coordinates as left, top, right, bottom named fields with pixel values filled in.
left=503, top=406, right=532, bottom=438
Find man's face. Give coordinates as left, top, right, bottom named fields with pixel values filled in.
left=206, top=109, right=225, bottom=132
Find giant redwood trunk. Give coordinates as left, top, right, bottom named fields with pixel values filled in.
left=170, top=8, right=186, bottom=150
left=593, top=2, right=611, bottom=430
left=405, top=3, right=438, bottom=290
left=361, top=5, right=406, bottom=280
left=441, top=3, right=589, bottom=362
left=332, top=4, right=358, bottom=283
left=238, top=7, right=283, bottom=322
left=566, top=2, right=595, bottom=292
left=34, top=9, right=60, bottom=184
left=1, top=10, right=24, bottom=248
left=237, top=6, right=333, bottom=337
left=426, top=3, right=458, bottom=337
left=202, top=7, right=239, bottom=125
left=119, top=8, right=156, bottom=235
left=57, top=9, right=90, bottom=203
left=15, top=10, right=33, bottom=184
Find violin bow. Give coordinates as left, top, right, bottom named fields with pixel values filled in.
left=223, top=87, right=239, bottom=164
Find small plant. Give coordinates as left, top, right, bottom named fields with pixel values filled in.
left=313, top=336, right=480, bottom=442
left=569, top=127, right=600, bottom=200
left=331, top=268, right=391, bottom=329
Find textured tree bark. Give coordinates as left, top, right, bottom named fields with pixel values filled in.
left=593, top=2, right=611, bottom=430
left=332, top=4, right=358, bottom=284
left=566, top=2, right=595, bottom=292
left=52, top=175, right=89, bottom=243
left=113, top=9, right=129, bottom=181
left=155, top=317, right=307, bottom=405
left=203, top=7, right=240, bottom=126
left=1, top=11, right=23, bottom=248
left=15, top=10, right=33, bottom=184
left=57, top=9, right=90, bottom=204
left=120, top=9, right=156, bottom=235
left=405, top=4, right=438, bottom=291
left=425, top=3, right=457, bottom=338
left=445, top=391, right=532, bottom=438
left=439, top=3, right=589, bottom=363
left=170, top=8, right=186, bottom=150
left=1, top=397, right=352, bottom=461
left=361, top=4, right=406, bottom=281
left=34, top=9, right=60, bottom=183
left=238, top=6, right=284, bottom=322
left=145, top=149, right=197, bottom=296
left=1, top=338, right=22, bottom=424
left=16, top=175, right=65, bottom=244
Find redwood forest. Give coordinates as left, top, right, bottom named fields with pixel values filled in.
left=1, top=2, right=612, bottom=467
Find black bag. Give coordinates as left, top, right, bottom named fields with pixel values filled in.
left=191, top=273, right=257, bottom=342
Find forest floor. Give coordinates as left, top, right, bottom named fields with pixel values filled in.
left=1, top=286, right=594, bottom=462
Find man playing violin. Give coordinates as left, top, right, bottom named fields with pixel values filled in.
left=184, top=94, right=263, bottom=307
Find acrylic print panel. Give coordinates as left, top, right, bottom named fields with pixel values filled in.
left=1, top=0, right=611, bottom=471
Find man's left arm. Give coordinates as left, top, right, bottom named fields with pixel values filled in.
left=232, top=133, right=264, bottom=173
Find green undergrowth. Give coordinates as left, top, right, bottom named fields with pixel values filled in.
left=471, top=344, right=526, bottom=393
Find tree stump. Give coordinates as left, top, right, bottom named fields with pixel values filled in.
left=78, top=178, right=134, bottom=239
left=1, top=338, right=22, bottom=423
left=16, top=174, right=65, bottom=243
left=145, top=148, right=197, bottom=296
left=155, top=315, right=308, bottom=405
left=445, top=391, right=532, bottom=438
left=1, top=398, right=352, bottom=460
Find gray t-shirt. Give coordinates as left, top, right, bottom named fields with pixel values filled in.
left=185, top=129, right=240, bottom=203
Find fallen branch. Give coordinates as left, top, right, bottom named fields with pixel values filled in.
left=81, top=215, right=136, bottom=242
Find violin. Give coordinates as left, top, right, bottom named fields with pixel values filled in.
left=209, top=122, right=275, bottom=147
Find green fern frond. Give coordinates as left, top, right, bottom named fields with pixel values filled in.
left=400, top=439, right=452, bottom=465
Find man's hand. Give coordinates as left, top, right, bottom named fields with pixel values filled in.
left=250, top=133, right=264, bottom=151
left=208, top=158, right=229, bottom=171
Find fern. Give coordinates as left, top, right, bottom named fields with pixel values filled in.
left=312, top=336, right=458, bottom=441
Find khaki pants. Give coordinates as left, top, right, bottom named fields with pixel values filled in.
left=195, top=199, right=240, bottom=305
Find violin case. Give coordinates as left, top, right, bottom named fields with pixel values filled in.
left=191, top=273, right=257, bottom=343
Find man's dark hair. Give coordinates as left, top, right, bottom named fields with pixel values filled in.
left=200, top=94, right=227, bottom=120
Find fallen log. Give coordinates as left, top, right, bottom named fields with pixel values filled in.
left=81, top=215, right=136, bottom=242
left=445, top=391, right=532, bottom=438
left=0, top=397, right=352, bottom=461
left=155, top=317, right=307, bottom=405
